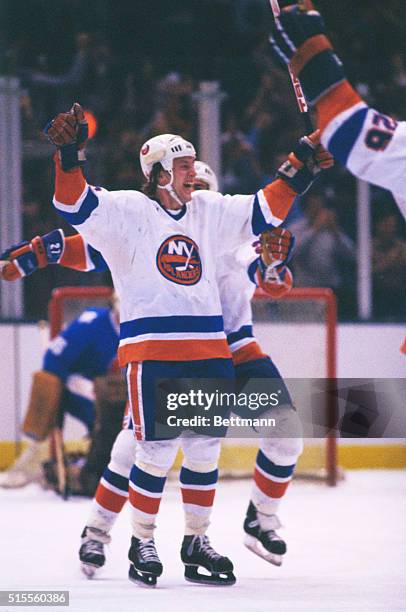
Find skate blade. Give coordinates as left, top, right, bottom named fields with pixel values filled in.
left=81, top=563, right=99, bottom=579
left=184, top=565, right=236, bottom=586
left=244, top=535, right=283, bottom=567
left=129, top=564, right=158, bottom=587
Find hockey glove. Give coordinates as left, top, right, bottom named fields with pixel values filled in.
left=0, top=229, right=65, bottom=281
left=277, top=129, right=334, bottom=194
left=269, top=4, right=345, bottom=105
left=45, top=103, right=88, bottom=171
left=254, top=227, right=295, bottom=269
left=249, top=227, right=294, bottom=298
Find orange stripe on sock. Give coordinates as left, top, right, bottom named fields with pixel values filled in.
left=254, top=468, right=291, bottom=499
left=290, top=34, right=333, bottom=79
left=316, top=81, right=362, bottom=133
left=118, top=339, right=231, bottom=367
left=54, top=153, right=86, bottom=205
left=60, top=234, right=88, bottom=270
left=95, top=483, right=128, bottom=513
left=261, top=179, right=297, bottom=222
left=181, top=488, right=216, bottom=507
left=129, top=488, right=162, bottom=515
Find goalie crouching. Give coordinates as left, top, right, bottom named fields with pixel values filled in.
left=0, top=297, right=121, bottom=492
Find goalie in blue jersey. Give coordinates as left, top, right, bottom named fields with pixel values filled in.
left=0, top=304, right=119, bottom=489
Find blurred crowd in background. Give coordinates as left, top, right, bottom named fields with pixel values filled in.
left=1, top=0, right=405, bottom=321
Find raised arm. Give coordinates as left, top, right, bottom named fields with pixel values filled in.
left=215, top=129, right=333, bottom=256
left=270, top=4, right=406, bottom=214
left=0, top=230, right=108, bottom=281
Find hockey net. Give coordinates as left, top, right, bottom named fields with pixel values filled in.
left=221, top=287, right=339, bottom=485
left=48, top=286, right=339, bottom=486
left=48, top=286, right=114, bottom=338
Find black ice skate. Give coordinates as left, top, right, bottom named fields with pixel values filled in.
left=128, top=537, right=163, bottom=587
left=243, top=501, right=286, bottom=566
left=181, top=535, right=236, bottom=586
left=79, top=526, right=110, bottom=578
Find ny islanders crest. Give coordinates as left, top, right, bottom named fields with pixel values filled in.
left=156, top=234, right=202, bottom=285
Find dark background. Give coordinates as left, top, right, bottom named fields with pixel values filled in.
left=1, top=1, right=405, bottom=321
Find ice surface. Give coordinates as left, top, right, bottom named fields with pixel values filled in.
left=0, top=471, right=405, bottom=611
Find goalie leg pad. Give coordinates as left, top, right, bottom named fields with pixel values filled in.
left=22, top=371, right=63, bottom=440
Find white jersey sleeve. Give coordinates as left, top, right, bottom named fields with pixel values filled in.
left=54, top=184, right=149, bottom=254
left=319, top=88, right=406, bottom=219
left=192, top=183, right=297, bottom=254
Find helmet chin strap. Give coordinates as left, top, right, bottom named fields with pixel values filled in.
left=157, top=169, right=184, bottom=208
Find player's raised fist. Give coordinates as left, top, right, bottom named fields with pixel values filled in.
left=277, top=130, right=333, bottom=194
left=305, top=130, right=334, bottom=170
left=46, top=111, right=77, bottom=147
left=45, top=103, right=88, bottom=171
left=269, top=4, right=345, bottom=106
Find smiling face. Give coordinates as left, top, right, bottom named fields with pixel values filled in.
left=171, top=156, right=197, bottom=202
left=158, top=156, right=196, bottom=207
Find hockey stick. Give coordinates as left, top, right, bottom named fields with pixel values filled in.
left=178, top=246, right=194, bottom=272
left=52, top=427, right=69, bottom=500
left=269, top=0, right=314, bottom=132
left=37, top=320, right=69, bottom=500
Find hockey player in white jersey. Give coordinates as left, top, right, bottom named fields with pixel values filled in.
left=1, top=159, right=304, bottom=571
left=194, top=162, right=307, bottom=566
left=2, top=145, right=331, bottom=575
left=45, top=105, right=329, bottom=586
left=269, top=2, right=406, bottom=219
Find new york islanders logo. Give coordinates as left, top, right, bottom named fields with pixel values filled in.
left=157, top=234, right=202, bottom=285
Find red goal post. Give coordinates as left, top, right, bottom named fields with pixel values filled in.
left=48, top=286, right=114, bottom=339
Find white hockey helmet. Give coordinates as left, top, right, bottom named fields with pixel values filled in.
left=194, top=161, right=219, bottom=192
left=139, top=133, right=196, bottom=180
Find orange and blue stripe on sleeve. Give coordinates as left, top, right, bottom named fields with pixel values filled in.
left=60, top=235, right=108, bottom=272
left=54, top=154, right=86, bottom=205
left=53, top=154, right=100, bottom=226
left=60, top=234, right=88, bottom=271
left=316, top=81, right=362, bottom=134
left=252, top=179, right=297, bottom=234
left=317, top=82, right=368, bottom=167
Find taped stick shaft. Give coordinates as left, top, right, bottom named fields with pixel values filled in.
left=287, top=67, right=313, bottom=131
left=269, top=0, right=314, bottom=132
left=269, top=0, right=281, bottom=18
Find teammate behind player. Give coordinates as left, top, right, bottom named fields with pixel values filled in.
left=193, top=160, right=306, bottom=565
left=269, top=2, right=406, bottom=218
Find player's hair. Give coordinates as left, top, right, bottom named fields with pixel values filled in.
left=142, top=163, right=163, bottom=198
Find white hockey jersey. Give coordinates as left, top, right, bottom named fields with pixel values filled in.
left=317, top=82, right=406, bottom=219
left=217, top=243, right=267, bottom=366
left=53, top=170, right=293, bottom=366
